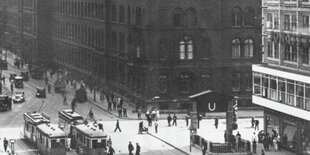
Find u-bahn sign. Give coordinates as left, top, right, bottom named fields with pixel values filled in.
left=189, top=90, right=234, bottom=113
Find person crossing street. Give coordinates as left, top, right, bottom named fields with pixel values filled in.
left=128, top=141, right=134, bottom=155
left=135, top=143, right=141, bottom=155
left=172, top=113, right=177, bottom=126
left=114, top=120, right=121, bottom=132
left=3, top=137, right=8, bottom=152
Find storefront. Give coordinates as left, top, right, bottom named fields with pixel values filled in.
left=264, top=108, right=310, bottom=154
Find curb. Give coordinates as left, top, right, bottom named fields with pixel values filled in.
left=147, top=132, right=191, bottom=155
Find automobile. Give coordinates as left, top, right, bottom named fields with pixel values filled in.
left=13, top=91, right=26, bottom=103
left=0, top=95, right=12, bottom=111
left=36, top=87, right=46, bottom=98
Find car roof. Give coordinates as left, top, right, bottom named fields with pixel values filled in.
left=37, top=87, right=45, bottom=89
left=15, top=76, right=23, bottom=79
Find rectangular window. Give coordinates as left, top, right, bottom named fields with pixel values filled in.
left=266, top=13, right=273, bottom=29
left=302, top=47, right=310, bottom=64
left=187, top=44, right=193, bottom=59
left=253, top=72, right=261, bottom=95
left=303, top=15, right=309, bottom=30
left=274, top=13, right=279, bottom=29
left=267, top=41, right=273, bottom=57
left=274, top=42, right=279, bottom=58
left=284, top=14, right=290, bottom=30
left=292, top=15, right=297, bottom=31
left=180, top=44, right=185, bottom=59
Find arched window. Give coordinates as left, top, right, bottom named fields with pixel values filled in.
left=201, top=39, right=211, bottom=58
left=232, top=39, right=241, bottom=58
left=179, top=73, right=190, bottom=92
left=243, top=7, right=255, bottom=26
left=179, top=36, right=193, bottom=60
left=185, top=8, right=196, bottom=28
left=244, top=39, right=254, bottom=58
left=172, top=8, right=184, bottom=27
left=232, top=7, right=242, bottom=27
left=158, top=74, right=168, bottom=93
left=232, top=72, right=241, bottom=90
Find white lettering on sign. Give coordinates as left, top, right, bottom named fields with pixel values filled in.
left=208, top=103, right=216, bottom=111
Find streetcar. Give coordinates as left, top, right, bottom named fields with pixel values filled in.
left=58, top=109, right=84, bottom=135
left=23, top=112, right=50, bottom=144
left=14, top=76, right=24, bottom=88
left=73, top=123, right=108, bottom=155
left=0, top=95, right=12, bottom=111
left=35, top=123, right=67, bottom=155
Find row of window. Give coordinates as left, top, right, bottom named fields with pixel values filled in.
left=267, top=40, right=310, bottom=64
left=52, top=0, right=144, bottom=26
left=253, top=72, right=310, bottom=111
left=52, top=20, right=105, bottom=51
left=232, top=7, right=255, bottom=27
left=232, top=38, right=254, bottom=58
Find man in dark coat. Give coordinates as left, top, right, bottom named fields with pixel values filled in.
left=114, top=120, right=121, bottom=132
left=108, top=146, right=115, bottom=155
left=3, top=137, right=8, bottom=152
left=214, top=118, right=219, bottom=129
left=71, top=96, right=77, bottom=113
left=128, top=141, right=134, bottom=155
left=185, top=115, right=190, bottom=127
left=167, top=114, right=172, bottom=126
left=255, top=120, right=259, bottom=131
left=135, top=143, right=141, bottom=155
left=172, top=113, right=177, bottom=126
left=252, top=139, right=257, bottom=153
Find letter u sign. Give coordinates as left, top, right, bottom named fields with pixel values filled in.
left=208, top=103, right=216, bottom=111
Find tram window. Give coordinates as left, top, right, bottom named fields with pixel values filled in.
left=92, top=139, right=106, bottom=148
left=51, top=139, right=65, bottom=148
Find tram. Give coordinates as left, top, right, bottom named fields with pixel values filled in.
left=73, top=123, right=108, bottom=155
left=58, top=109, right=84, bottom=135
left=35, top=123, right=67, bottom=155
left=23, top=112, right=50, bottom=144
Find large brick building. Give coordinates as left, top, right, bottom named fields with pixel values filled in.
left=1, top=0, right=261, bottom=111
left=253, top=0, right=310, bottom=154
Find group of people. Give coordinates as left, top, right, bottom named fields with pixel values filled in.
left=128, top=141, right=141, bottom=155
left=167, top=113, right=178, bottom=126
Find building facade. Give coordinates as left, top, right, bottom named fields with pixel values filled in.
left=1, top=0, right=262, bottom=111
left=253, top=0, right=310, bottom=154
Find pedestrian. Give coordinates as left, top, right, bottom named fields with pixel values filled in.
left=236, top=131, right=241, bottom=152
left=88, top=108, right=94, bottom=119
left=123, top=105, right=127, bottom=117
left=138, top=121, right=143, bottom=134
left=251, top=116, right=255, bottom=128
left=135, top=143, right=140, bottom=155
left=172, top=113, right=177, bottom=126
left=273, top=137, right=278, bottom=151
left=167, top=114, right=172, bottom=126
left=214, top=118, right=218, bottom=129
left=63, top=93, right=67, bottom=105
left=3, top=137, right=8, bottom=152
left=114, top=119, right=121, bottom=132
left=72, top=80, right=76, bottom=90
left=147, top=116, right=152, bottom=127
left=108, top=145, right=115, bottom=155
left=118, top=106, right=122, bottom=118
left=185, top=115, right=190, bottom=127
left=255, top=120, right=259, bottom=131
left=128, top=141, right=134, bottom=155
left=154, top=121, right=158, bottom=133
left=224, top=130, right=228, bottom=143
left=2, top=75, right=5, bottom=84
left=45, top=76, right=48, bottom=85
left=202, top=143, right=206, bottom=155
left=108, top=101, right=112, bottom=111
left=47, top=83, right=51, bottom=93
left=261, top=149, right=265, bottom=155
left=98, top=119, right=104, bottom=131
left=119, top=97, right=124, bottom=108
left=10, top=83, right=14, bottom=93
left=71, top=96, right=77, bottom=113
left=137, top=108, right=141, bottom=119
left=252, top=139, right=257, bottom=154
left=113, top=98, right=117, bottom=111
left=66, top=138, right=71, bottom=151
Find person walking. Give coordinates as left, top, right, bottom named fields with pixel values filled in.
left=128, top=141, right=134, bottom=155
left=137, top=108, right=141, bottom=119
left=3, top=137, right=8, bottom=152
left=108, top=145, right=115, bottom=155
left=45, top=76, right=48, bottom=85
left=273, top=137, right=278, bottom=151
left=172, top=113, right=177, bottom=126
left=202, top=143, right=206, bottom=155
left=154, top=121, right=158, bottom=133
left=88, top=108, right=94, bottom=119
left=135, top=143, right=140, bottom=155
left=167, top=114, right=172, bottom=126
left=108, top=101, right=112, bottom=111
left=114, top=120, right=121, bottom=132
left=261, top=149, right=265, bottom=155
left=185, top=115, right=190, bottom=127
left=71, top=96, right=77, bottom=113
left=10, top=82, right=14, bottom=93
left=214, top=118, right=219, bottom=129
left=118, top=106, right=122, bottom=118
left=236, top=131, right=241, bottom=152
left=123, top=105, right=127, bottom=117
left=47, top=83, right=51, bottom=93
left=252, top=139, right=257, bottom=154
left=63, top=93, right=67, bottom=105
left=251, top=116, right=255, bottom=128
left=2, top=75, right=5, bottom=84
left=98, top=119, right=103, bottom=131
left=255, top=120, right=259, bottom=131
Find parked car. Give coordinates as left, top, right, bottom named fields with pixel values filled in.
left=13, top=91, right=26, bottom=103
left=36, top=87, right=46, bottom=98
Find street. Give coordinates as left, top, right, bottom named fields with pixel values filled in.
left=0, top=55, right=185, bottom=155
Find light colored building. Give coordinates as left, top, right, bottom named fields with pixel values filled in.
left=253, top=0, right=310, bottom=154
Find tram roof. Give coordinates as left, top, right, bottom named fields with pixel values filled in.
left=75, top=123, right=107, bottom=138
left=37, top=124, right=66, bottom=138
left=24, top=112, right=50, bottom=125
left=59, top=109, right=83, bottom=121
